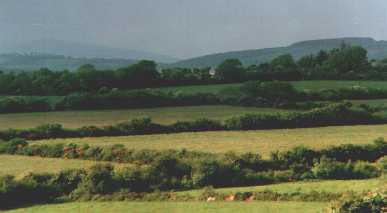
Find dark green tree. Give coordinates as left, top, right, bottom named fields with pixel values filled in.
left=270, top=54, right=297, bottom=72
left=215, top=59, right=245, bottom=82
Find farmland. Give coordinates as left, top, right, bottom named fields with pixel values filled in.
left=183, top=179, right=383, bottom=196
left=34, top=124, right=387, bottom=157
left=6, top=201, right=328, bottom=213
left=0, top=155, right=130, bottom=178
left=160, top=80, right=387, bottom=94
left=0, top=105, right=291, bottom=130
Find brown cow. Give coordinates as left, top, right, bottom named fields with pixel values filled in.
left=245, top=195, right=254, bottom=202
left=225, top=195, right=235, bottom=202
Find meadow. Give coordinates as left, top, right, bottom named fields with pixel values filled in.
left=183, top=179, right=383, bottom=197
left=6, top=201, right=328, bottom=213
left=2, top=80, right=387, bottom=212
left=0, top=105, right=290, bottom=130
left=0, top=155, right=130, bottom=178
left=33, top=124, right=387, bottom=157
left=160, top=80, right=387, bottom=94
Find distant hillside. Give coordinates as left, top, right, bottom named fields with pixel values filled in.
left=0, top=53, right=137, bottom=71
left=171, top=37, right=387, bottom=68
left=2, top=39, right=178, bottom=63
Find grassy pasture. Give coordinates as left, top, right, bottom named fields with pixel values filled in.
left=0, top=155, right=130, bottom=178
left=6, top=201, right=328, bottom=213
left=183, top=179, right=383, bottom=197
left=160, top=80, right=387, bottom=94
left=0, top=105, right=291, bottom=130
left=34, top=124, right=387, bottom=157
left=291, top=80, right=387, bottom=91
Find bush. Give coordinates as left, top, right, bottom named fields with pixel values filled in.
left=0, top=97, right=51, bottom=113
left=0, top=138, right=28, bottom=154
left=71, top=164, right=117, bottom=199
left=0, top=173, right=59, bottom=210
left=377, top=156, right=387, bottom=174
left=312, top=157, right=380, bottom=180
left=335, top=188, right=386, bottom=213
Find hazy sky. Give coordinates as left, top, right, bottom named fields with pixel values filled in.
left=1, top=0, right=387, bottom=58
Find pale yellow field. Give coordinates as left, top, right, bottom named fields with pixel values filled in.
left=33, top=124, right=387, bottom=157
left=6, top=201, right=328, bottom=213
left=0, top=155, right=129, bottom=178
left=0, top=105, right=290, bottom=130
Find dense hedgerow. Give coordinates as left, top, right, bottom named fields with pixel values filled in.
left=0, top=158, right=382, bottom=209
left=0, top=102, right=385, bottom=140
left=0, top=97, right=51, bottom=113
left=1, top=138, right=385, bottom=179
left=0, top=138, right=385, bottom=210
left=5, top=81, right=387, bottom=114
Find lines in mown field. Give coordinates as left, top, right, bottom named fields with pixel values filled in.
left=33, top=124, right=387, bottom=157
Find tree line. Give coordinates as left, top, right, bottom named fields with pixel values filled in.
left=2, top=44, right=387, bottom=96
left=3, top=80, right=387, bottom=114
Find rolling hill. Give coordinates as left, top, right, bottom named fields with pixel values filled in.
left=171, top=37, right=387, bottom=68
left=0, top=53, right=138, bottom=71
left=3, top=39, right=178, bottom=63
left=2, top=37, right=387, bottom=71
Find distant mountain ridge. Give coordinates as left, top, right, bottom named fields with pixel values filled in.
left=2, top=37, right=387, bottom=71
left=2, top=39, right=178, bottom=63
left=0, top=53, right=137, bottom=71
left=171, top=37, right=387, bottom=68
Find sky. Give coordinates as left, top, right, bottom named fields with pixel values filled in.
left=1, top=0, right=387, bottom=59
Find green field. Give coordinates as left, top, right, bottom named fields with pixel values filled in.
left=0, top=95, right=62, bottom=105
left=0, top=105, right=291, bottom=130
left=6, top=201, right=328, bottom=213
left=34, top=124, right=386, bottom=157
left=183, top=179, right=383, bottom=197
left=160, top=80, right=387, bottom=94
left=0, top=155, right=129, bottom=178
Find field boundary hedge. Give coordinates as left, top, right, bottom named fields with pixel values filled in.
left=0, top=138, right=385, bottom=210
left=4, top=81, right=387, bottom=113
left=0, top=102, right=386, bottom=140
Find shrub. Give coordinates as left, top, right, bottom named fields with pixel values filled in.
left=335, top=188, right=386, bottom=213
left=0, top=138, right=28, bottom=154
left=71, top=164, right=117, bottom=199
left=377, top=156, right=387, bottom=174
left=312, top=157, right=380, bottom=180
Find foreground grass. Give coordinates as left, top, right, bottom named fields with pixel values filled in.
left=160, top=80, right=387, bottom=94
left=6, top=201, right=328, bottom=213
left=35, top=124, right=387, bottom=157
left=183, top=179, right=383, bottom=197
left=0, top=155, right=129, bottom=178
left=0, top=105, right=290, bottom=130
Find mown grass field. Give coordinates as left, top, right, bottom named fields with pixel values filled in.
left=160, top=80, right=387, bottom=94
left=0, top=105, right=291, bottom=130
left=6, top=201, right=328, bottom=213
left=0, top=155, right=130, bottom=178
left=34, top=124, right=386, bottom=157
left=183, top=179, right=383, bottom=197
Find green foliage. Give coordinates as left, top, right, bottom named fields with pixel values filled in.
left=336, top=188, right=386, bottom=213
left=271, top=54, right=297, bottom=72
left=0, top=139, right=385, bottom=210
left=215, top=59, right=245, bottom=82
left=0, top=138, right=28, bottom=154
left=312, top=157, right=380, bottom=180
left=1, top=102, right=386, bottom=140
left=71, top=164, right=116, bottom=199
